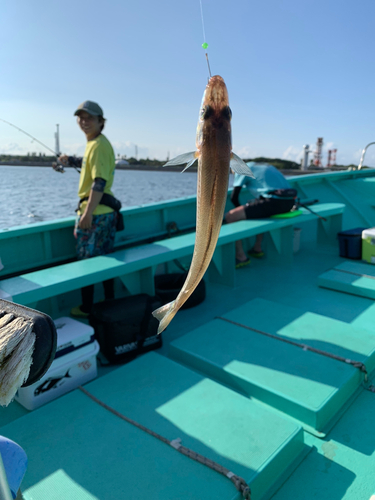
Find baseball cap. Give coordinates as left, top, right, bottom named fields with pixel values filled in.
left=74, top=101, right=104, bottom=117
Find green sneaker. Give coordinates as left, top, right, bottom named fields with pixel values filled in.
left=248, top=249, right=265, bottom=259
left=235, top=258, right=250, bottom=269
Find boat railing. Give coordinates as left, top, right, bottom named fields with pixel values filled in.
left=358, top=142, right=375, bottom=169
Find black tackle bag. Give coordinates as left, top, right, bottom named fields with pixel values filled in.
left=89, top=294, right=162, bottom=364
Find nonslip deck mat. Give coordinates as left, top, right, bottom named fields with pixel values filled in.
left=318, top=260, right=375, bottom=299
left=1, top=352, right=306, bottom=500
left=169, top=298, right=374, bottom=432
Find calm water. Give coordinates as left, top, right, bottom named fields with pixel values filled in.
left=0, top=166, right=235, bottom=229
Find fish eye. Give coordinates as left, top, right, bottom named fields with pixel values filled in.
left=222, top=106, right=232, bottom=120
left=200, top=105, right=214, bottom=120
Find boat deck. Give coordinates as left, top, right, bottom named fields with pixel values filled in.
left=1, top=227, right=375, bottom=499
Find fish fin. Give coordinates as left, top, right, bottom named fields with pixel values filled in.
left=152, top=300, right=177, bottom=334
left=230, top=153, right=255, bottom=177
left=163, top=152, right=197, bottom=167
left=181, top=156, right=199, bottom=173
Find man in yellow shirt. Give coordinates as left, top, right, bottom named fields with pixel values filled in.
left=59, top=101, right=118, bottom=317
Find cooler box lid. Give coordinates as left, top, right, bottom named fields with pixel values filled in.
left=338, top=227, right=367, bottom=237
left=362, top=228, right=375, bottom=239
left=54, top=317, right=95, bottom=360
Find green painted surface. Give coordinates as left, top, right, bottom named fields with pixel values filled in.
left=318, top=260, right=375, bottom=300
left=289, top=172, right=375, bottom=230
left=169, top=313, right=366, bottom=432
left=272, top=388, right=375, bottom=500
left=223, top=298, right=375, bottom=373
left=336, top=260, right=375, bottom=276
left=1, top=353, right=307, bottom=500
left=0, top=203, right=344, bottom=304
left=2, top=171, right=375, bottom=499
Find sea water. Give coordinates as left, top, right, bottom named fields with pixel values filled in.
left=0, top=166, right=236, bottom=230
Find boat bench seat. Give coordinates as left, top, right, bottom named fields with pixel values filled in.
left=169, top=297, right=375, bottom=434
left=318, top=260, right=375, bottom=299
left=0, top=203, right=345, bottom=306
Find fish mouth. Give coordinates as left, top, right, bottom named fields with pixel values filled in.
left=204, top=75, right=229, bottom=109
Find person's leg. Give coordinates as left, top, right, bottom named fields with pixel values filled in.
left=225, top=206, right=246, bottom=223
left=71, top=217, right=94, bottom=317
left=253, top=234, right=263, bottom=253
left=97, top=212, right=117, bottom=301
left=235, top=240, right=248, bottom=262
left=225, top=206, right=250, bottom=264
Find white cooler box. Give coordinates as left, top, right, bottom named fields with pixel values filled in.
left=15, top=317, right=99, bottom=410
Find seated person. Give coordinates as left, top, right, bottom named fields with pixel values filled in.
left=225, top=162, right=296, bottom=267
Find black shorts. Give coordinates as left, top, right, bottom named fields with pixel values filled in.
left=244, top=197, right=295, bottom=219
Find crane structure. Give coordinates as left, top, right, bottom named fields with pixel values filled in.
left=327, top=149, right=337, bottom=168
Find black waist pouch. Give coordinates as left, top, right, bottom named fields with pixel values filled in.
left=78, top=193, right=125, bottom=232
left=89, top=294, right=162, bottom=364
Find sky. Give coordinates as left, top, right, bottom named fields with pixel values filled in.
left=1, top=0, right=375, bottom=167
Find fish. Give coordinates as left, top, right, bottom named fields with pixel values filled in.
left=34, top=370, right=71, bottom=396
left=152, top=75, right=254, bottom=334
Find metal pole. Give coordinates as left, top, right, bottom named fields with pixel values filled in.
left=358, top=142, right=375, bottom=170
left=54, top=124, right=60, bottom=156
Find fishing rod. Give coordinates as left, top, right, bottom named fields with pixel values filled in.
left=296, top=198, right=327, bottom=221
left=0, top=118, right=80, bottom=174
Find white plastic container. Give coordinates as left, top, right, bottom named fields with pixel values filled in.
left=15, top=317, right=99, bottom=410
left=362, top=228, right=375, bottom=263
left=293, top=227, right=302, bottom=253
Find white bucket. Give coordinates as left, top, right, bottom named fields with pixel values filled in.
left=293, top=227, right=302, bottom=253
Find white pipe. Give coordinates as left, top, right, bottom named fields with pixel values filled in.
left=358, top=142, right=375, bottom=169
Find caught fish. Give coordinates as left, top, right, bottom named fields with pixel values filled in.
left=153, top=75, right=254, bottom=334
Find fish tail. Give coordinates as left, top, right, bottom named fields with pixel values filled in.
left=152, top=300, right=177, bottom=334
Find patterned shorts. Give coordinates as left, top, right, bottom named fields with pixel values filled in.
left=74, top=212, right=117, bottom=260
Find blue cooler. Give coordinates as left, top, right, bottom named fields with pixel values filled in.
left=338, top=227, right=368, bottom=259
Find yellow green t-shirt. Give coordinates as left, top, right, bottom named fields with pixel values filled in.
left=78, top=134, right=116, bottom=215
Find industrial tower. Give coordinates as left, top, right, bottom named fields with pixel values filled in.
left=313, top=138, right=323, bottom=167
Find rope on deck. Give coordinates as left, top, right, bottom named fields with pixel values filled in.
left=216, top=317, right=368, bottom=382
left=78, top=385, right=251, bottom=500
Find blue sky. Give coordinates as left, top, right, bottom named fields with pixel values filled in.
left=1, top=0, right=375, bottom=166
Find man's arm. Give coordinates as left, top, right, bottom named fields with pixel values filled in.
left=231, top=186, right=243, bottom=207
left=79, top=178, right=106, bottom=229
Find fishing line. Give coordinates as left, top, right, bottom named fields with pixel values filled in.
left=199, top=0, right=212, bottom=78
left=0, top=118, right=80, bottom=174
left=0, top=118, right=57, bottom=156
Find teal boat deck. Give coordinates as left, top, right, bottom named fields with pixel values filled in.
left=2, top=353, right=307, bottom=500
left=1, top=170, right=375, bottom=499
left=2, top=243, right=375, bottom=499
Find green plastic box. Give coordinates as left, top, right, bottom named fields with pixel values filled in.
left=362, top=228, right=375, bottom=263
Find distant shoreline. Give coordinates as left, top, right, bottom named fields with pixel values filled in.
left=0, top=161, right=197, bottom=173
left=0, top=161, right=347, bottom=175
